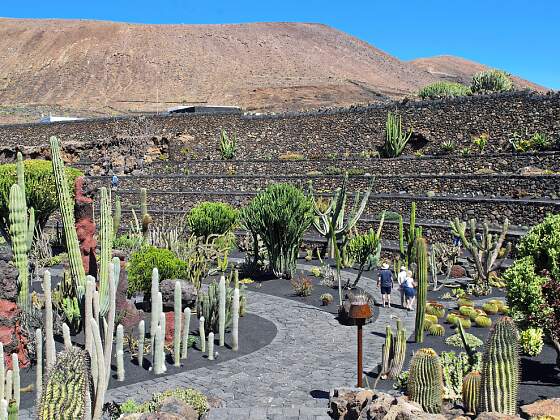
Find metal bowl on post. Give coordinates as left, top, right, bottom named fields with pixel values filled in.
left=349, top=294, right=373, bottom=388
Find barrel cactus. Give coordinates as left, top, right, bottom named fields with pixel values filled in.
left=478, top=317, right=520, bottom=415
left=428, top=324, right=445, bottom=336
left=38, top=347, right=92, bottom=420
left=463, top=371, right=481, bottom=415
left=407, top=348, right=444, bottom=413
left=474, top=315, right=492, bottom=328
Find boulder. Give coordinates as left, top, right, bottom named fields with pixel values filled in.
left=159, top=396, right=198, bottom=420
left=383, top=395, right=445, bottom=420
left=115, top=266, right=144, bottom=333
left=450, top=265, right=466, bottom=278
left=520, top=398, right=560, bottom=418
left=475, top=413, right=522, bottom=420
left=0, top=248, right=18, bottom=301
left=160, top=279, right=197, bottom=310
left=0, top=299, right=29, bottom=368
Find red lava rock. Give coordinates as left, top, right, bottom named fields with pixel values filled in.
left=450, top=264, right=466, bottom=278
left=0, top=299, right=29, bottom=368
left=74, top=176, right=97, bottom=276
left=164, top=312, right=175, bottom=345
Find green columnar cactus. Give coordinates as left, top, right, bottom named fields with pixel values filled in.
left=37, top=347, right=92, bottom=420
left=62, top=323, right=72, bottom=350
left=11, top=355, right=19, bottom=410
left=153, top=312, right=166, bottom=375
left=113, top=194, right=121, bottom=236
left=35, top=329, right=42, bottom=407
left=116, top=324, right=124, bottom=381
left=181, top=307, right=191, bottom=359
left=43, top=270, right=56, bottom=369
left=197, top=280, right=234, bottom=334
left=478, top=317, right=520, bottom=415
left=398, top=214, right=405, bottom=257
left=49, top=136, right=86, bottom=298
left=450, top=217, right=510, bottom=286
left=8, top=184, right=31, bottom=311
left=388, top=319, right=407, bottom=379
left=140, top=188, right=148, bottom=220
left=98, top=187, right=113, bottom=317
left=208, top=332, right=214, bottom=361
left=15, top=152, right=35, bottom=251
left=199, top=316, right=206, bottom=353
left=381, top=325, right=393, bottom=378
left=150, top=268, right=160, bottom=353
left=415, top=237, right=428, bottom=343
left=463, top=371, right=481, bottom=415
left=102, top=261, right=117, bottom=385
left=407, top=348, right=444, bottom=414
left=383, top=111, right=412, bottom=157
left=309, top=173, right=373, bottom=258
left=232, top=287, right=240, bottom=351
left=218, top=276, right=226, bottom=347
left=137, top=320, right=145, bottom=367
left=90, top=318, right=106, bottom=420
left=159, top=310, right=167, bottom=373
left=174, top=281, right=182, bottom=366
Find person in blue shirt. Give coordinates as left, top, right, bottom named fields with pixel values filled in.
left=377, top=262, right=395, bottom=308
left=111, top=174, right=119, bottom=190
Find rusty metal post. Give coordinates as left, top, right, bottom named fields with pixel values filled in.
left=357, top=321, right=364, bottom=387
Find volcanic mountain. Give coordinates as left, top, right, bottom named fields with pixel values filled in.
left=0, top=18, right=548, bottom=123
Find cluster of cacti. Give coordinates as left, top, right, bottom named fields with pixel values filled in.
left=397, top=202, right=423, bottom=268
left=37, top=347, right=91, bottom=420
left=197, top=277, right=235, bottom=335
left=430, top=242, right=460, bottom=290
left=407, top=348, right=444, bottom=413
left=0, top=348, right=20, bottom=419
left=459, top=305, right=476, bottom=317
left=383, top=111, right=412, bottom=157
left=219, top=129, right=237, bottom=159
left=426, top=302, right=446, bottom=319
left=308, top=173, right=373, bottom=259
left=379, top=319, right=407, bottom=380
left=414, top=237, right=428, bottom=343
left=468, top=308, right=487, bottom=322
left=98, top=188, right=114, bottom=317
left=463, top=371, right=481, bottom=415
left=450, top=217, right=511, bottom=286
left=478, top=317, right=520, bottom=415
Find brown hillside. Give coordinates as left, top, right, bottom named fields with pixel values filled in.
left=409, top=55, right=547, bottom=92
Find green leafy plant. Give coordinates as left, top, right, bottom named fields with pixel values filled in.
left=471, top=69, right=513, bottom=93
left=472, top=133, right=489, bottom=153
left=119, top=387, right=209, bottom=417
left=219, top=129, right=237, bottom=159
left=187, top=202, right=238, bottom=239
left=346, top=221, right=384, bottom=288
left=241, top=183, right=313, bottom=279
left=418, top=81, right=471, bottom=99
left=509, top=131, right=554, bottom=152
left=382, top=111, right=412, bottom=157
left=441, top=140, right=456, bottom=154
left=519, top=327, right=544, bottom=356
left=127, top=246, right=190, bottom=295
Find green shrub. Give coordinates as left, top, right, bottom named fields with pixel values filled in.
left=517, top=213, right=560, bottom=279
left=187, top=202, right=238, bottom=239
left=241, top=183, right=313, bottom=278
left=219, top=129, right=237, bottom=159
left=0, top=159, right=82, bottom=235
left=119, top=387, right=208, bottom=416
left=418, top=81, right=471, bottom=99
left=519, top=328, right=544, bottom=356
left=471, top=69, right=513, bottom=93
left=127, top=246, right=190, bottom=295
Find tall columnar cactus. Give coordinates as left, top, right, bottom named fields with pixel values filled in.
left=116, top=324, right=124, bottom=381
left=113, top=194, right=121, bottom=236
left=43, top=270, right=56, bottom=369
left=463, top=371, right=481, bottom=415
left=16, top=151, right=35, bottom=252
left=37, top=347, right=92, bottom=420
left=5, top=371, right=12, bottom=402
left=181, top=308, right=191, bottom=359
left=478, top=317, right=520, bottom=415
left=414, top=237, right=428, bottom=343
left=218, top=276, right=226, bottom=346
left=199, top=316, right=206, bottom=353
left=137, top=320, right=145, bottom=368
left=309, top=173, right=373, bottom=258
left=35, top=329, right=42, bottom=407
left=153, top=312, right=166, bottom=375
left=150, top=268, right=160, bottom=353
left=90, top=318, right=106, bottom=420
left=174, top=281, right=182, bottom=366
left=232, top=286, right=240, bottom=351
left=10, top=355, right=19, bottom=411
left=383, top=111, right=412, bottom=157
left=62, top=323, right=72, bottom=350
left=98, top=187, right=113, bottom=317
left=103, top=263, right=117, bottom=384
left=49, top=136, right=87, bottom=298
left=140, top=187, right=151, bottom=240
left=398, top=214, right=405, bottom=258
left=208, top=332, right=215, bottom=361
left=381, top=325, right=393, bottom=378
left=386, top=319, right=407, bottom=379
left=407, top=348, right=444, bottom=414
left=8, top=184, right=31, bottom=312
left=84, top=277, right=95, bottom=359
left=450, top=217, right=510, bottom=286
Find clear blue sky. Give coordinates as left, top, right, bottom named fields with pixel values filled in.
left=2, top=0, right=559, bottom=89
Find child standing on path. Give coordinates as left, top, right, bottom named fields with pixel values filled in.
left=377, top=262, right=394, bottom=308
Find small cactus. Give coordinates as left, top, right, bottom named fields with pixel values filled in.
left=116, top=325, right=124, bottom=381
left=474, top=316, right=492, bottom=328
left=428, top=324, right=445, bottom=336
left=174, top=281, right=182, bottom=366
left=482, top=302, right=499, bottom=315
left=462, top=371, right=481, bottom=415
left=137, top=320, right=145, bottom=368
left=208, top=332, right=214, bottom=361
left=407, top=348, right=443, bottom=413
left=181, top=308, right=191, bottom=359
left=199, top=316, right=206, bottom=352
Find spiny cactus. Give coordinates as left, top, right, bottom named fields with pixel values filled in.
left=5, top=371, right=12, bottom=402
left=381, top=325, right=393, bottom=377
left=415, top=237, right=428, bottom=343
left=463, top=370, right=481, bottom=415
left=116, top=324, right=124, bottom=381
left=407, top=348, right=444, bottom=414
left=0, top=344, right=5, bottom=403
left=232, top=286, right=240, bottom=351
left=11, top=355, right=19, bottom=411
left=174, top=281, right=182, bottom=366
left=50, top=136, right=87, bottom=299
left=150, top=268, right=160, bottom=354
left=137, top=320, right=145, bottom=367
left=478, top=317, right=520, bottom=415
left=378, top=319, right=407, bottom=381
left=429, top=324, right=445, bottom=336
left=197, top=280, right=234, bottom=334
left=218, top=276, right=226, bottom=346
left=43, top=270, right=56, bottom=369
left=62, top=323, right=72, bottom=350
left=383, top=111, right=412, bottom=157
left=208, top=332, right=214, bottom=361
left=35, top=329, right=42, bottom=407
left=98, top=187, right=113, bottom=317
left=37, top=347, right=92, bottom=420
left=199, top=316, right=206, bottom=353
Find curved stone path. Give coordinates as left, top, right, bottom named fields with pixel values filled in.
left=20, top=268, right=415, bottom=420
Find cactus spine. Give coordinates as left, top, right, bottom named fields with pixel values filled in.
left=463, top=371, right=481, bottom=415
left=137, top=320, right=145, bottom=367
left=218, top=276, right=226, bottom=346
left=10, top=356, right=18, bottom=411
left=116, top=324, right=124, bottom=381
left=174, top=281, right=182, bottom=366
left=414, top=237, right=428, bottom=342
left=478, top=317, right=520, bottom=415
left=208, top=332, right=214, bottom=360
left=99, top=187, right=113, bottom=317
left=407, top=348, right=443, bottom=414
left=232, top=286, right=240, bottom=351
left=43, top=270, right=56, bottom=369
left=35, top=329, right=42, bottom=407
left=181, top=308, right=191, bottom=359
left=50, top=136, right=87, bottom=299
left=62, top=323, right=72, bottom=350
left=199, top=316, right=206, bottom=353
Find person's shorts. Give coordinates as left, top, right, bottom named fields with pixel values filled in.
left=381, top=286, right=392, bottom=295
left=404, top=287, right=416, bottom=299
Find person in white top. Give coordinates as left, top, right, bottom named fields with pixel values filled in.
left=397, top=266, right=407, bottom=308
left=403, top=270, right=417, bottom=310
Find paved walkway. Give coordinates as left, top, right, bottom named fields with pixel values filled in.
left=20, top=267, right=414, bottom=420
